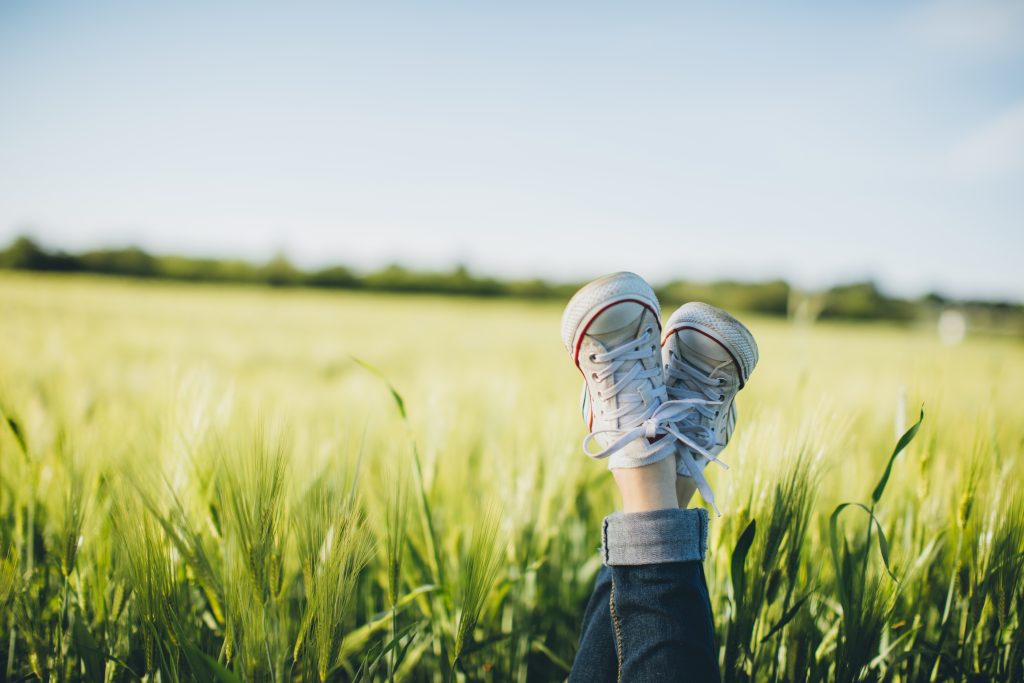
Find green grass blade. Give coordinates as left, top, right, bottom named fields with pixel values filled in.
left=182, top=642, right=242, bottom=683
left=871, top=408, right=924, bottom=504
left=340, top=584, right=438, bottom=657
left=353, top=357, right=447, bottom=589
left=760, top=594, right=811, bottom=644
left=351, top=357, right=407, bottom=419
left=731, top=519, right=756, bottom=605
left=0, top=402, right=28, bottom=460
left=831, top=502, right=898, bottom=583
left=830, top=503, right=852, bottom=607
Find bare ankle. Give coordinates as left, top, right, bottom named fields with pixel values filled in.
left=612, top=456, right=678, bottom=513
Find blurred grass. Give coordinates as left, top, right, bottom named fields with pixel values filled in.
left=0, top=272, right=1022, bottom=681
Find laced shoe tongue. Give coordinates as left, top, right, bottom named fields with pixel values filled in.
left=581, top=315, right=679, bottom=462
left=614, top=364, right=658, bottom=429
left=589, top=312, right=653, bottom=430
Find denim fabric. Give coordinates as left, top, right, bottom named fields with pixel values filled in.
left=569, top=508, right=720, bottom=682
left=602, top=508, right=709, bottom=565
left=570, top=565, right=618, bottom=683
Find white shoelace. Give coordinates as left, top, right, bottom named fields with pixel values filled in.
left=664, top=353, right=732, bottom=514
left=581, top=329, right=722, bottom=468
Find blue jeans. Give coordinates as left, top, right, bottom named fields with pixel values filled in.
left=569, top=508, right=720, bottom=682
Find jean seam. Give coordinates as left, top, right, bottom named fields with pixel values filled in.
left=699, top=507, right=708, bottom=558
left=602, top=517, right=610, bottom=564
left=609, top=576, right=623, bottom=683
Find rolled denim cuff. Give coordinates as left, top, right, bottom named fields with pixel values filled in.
left=601, top=508, right=709, bottom=566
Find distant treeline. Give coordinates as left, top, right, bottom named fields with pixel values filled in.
left=1, top=236, right=1021, bottom=329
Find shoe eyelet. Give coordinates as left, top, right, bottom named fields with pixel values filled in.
left=591, top=372, right=598, bottom=381
left=588, top=354, right=597, bottom=361
left=718, top=378, right=726, bottom=386
left=719, top=394, right=725, bottom=401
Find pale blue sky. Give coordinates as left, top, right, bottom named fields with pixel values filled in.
left=1, top=1, right=1022, bottom=300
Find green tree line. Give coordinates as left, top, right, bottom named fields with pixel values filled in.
left=1, top=235, right=1020, bottom=328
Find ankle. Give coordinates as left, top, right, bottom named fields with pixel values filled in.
left=612, top=456, right=678, bottom=513
left=676, top=476, right=697, bottom=508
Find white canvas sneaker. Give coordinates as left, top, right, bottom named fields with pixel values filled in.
left=561, top=272, right=689, bottom=469
left=660, top=302, right=758, bottom=513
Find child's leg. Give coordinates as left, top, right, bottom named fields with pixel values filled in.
left=561, top=274, right=723, bottom=680
left=570, top=459, right=719, bottom=681
left=570, top=565, right=617, bottom=683
left=601, top=508, right=719, bottom=680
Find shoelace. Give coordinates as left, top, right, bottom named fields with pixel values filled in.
left=582, top=329, right=711, bottom=464
left=664, top=353, right=731, bottom=514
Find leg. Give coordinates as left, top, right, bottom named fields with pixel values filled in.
left=677, top=475, right=698, bottom=508
left=561, top=274, right=726, bottom=681
left=570, top=459, right=720, bottom=682
left=569, top=565, right=617, bottom=683
left=603, top=508, right=719, bottom=681
left=570, top=457, right=678, bottom=683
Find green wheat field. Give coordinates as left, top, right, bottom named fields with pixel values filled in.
left=1, top=272, right=1023, bottom=682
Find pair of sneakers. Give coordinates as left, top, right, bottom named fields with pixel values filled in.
left=560, top=272, right=758, bottom=514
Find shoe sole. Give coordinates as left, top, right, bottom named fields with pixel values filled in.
left=560, top=272, right=661, bottom=365
left=661, top=302, right=759, bottom=387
